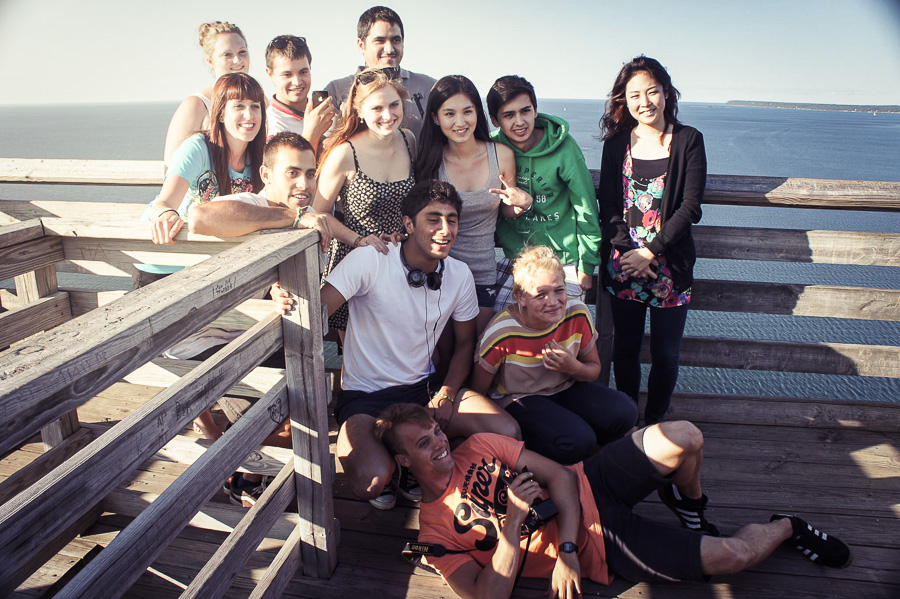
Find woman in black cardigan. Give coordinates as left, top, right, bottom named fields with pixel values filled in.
left=597, top=56, right=706, bottom=425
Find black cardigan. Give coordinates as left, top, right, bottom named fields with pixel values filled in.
left=597, top=124, right=706, bottom=291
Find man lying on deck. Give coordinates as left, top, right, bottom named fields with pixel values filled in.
left=375, top=403, right=852, bottom=599
left=273, top=180, right=520, bottom=511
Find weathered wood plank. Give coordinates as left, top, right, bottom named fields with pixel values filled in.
left=694, top=225, right=900, bottom=266
left=666, top=392, right=900, bottom=431
left=691, top=279, right=900, bottom=321
left=0, top=427, right=92, bottom=507
left=41, top=410, right=81, bottom=450
left=0, top=317, right=283, bottom=592
left=180, top=462, right=295, bottom=599
left=0, top=219, right=44, bottom=250
left=279, top=244, right=336, bottom=577
left=641, top=336, right=900, bottom=378
left=248, top=524, right=304, bottom=599
left=51, top=379, right=288, bottom=599
left=0, top=159, right=163, bottom=186
left=0, top=503, right=103, bottom=596
left=0, top=229, right=318, bottom=457
left=124, top=357, right=283, bottom=397
left=156, top=434, right=292, bottom=477
left=66, top=289, right=128, bottom=315
left=14, top=264, right=59, bottom=304
left=0, top=291, right=71, bottom=348
left=0, top=201, right=146, bottom=225
left=0, top=236, right=64, bottom=281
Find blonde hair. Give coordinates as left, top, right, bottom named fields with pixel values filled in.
left=320, top=69, right=410, bottom=169
left=512, top=245, right=565, bottom=297
left=198, top=21, right=246, bottom=62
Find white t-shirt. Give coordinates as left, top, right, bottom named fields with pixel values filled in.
left=210, top=191, right=268, bottom=207
left=326, top=244, right=478, bottom=393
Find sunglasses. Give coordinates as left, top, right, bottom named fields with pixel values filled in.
left=268, top=35, right=307, bottom=50
left=355, top=66, right=401, bottom=85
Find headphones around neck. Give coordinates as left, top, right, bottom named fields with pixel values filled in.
left=399, top=245, right=444, bottom=291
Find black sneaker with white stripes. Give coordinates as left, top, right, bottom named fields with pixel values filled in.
left=770, top=514, right=853, bottom=568
left=657, top=482, right=720, bottom=536
left=397, top=466, right=422, bottom=502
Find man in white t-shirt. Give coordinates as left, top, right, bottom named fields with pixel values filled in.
left=263, top=35, right=336, bottom=150
left=274, top=180, right=520, bottom=510
left=323, top=6, right=436, bottom=138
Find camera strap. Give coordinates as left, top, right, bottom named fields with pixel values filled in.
left=401, top=542, right=478, bottom=575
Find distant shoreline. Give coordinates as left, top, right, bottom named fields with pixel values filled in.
left=727, top=100, right=900, bottom=113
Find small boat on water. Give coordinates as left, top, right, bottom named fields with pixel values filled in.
left=0, top=158, right=898, bottom=598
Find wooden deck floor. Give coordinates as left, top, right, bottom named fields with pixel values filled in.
left=4, top=378, right=899, bottom=599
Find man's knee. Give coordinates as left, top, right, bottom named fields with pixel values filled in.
left=343, top=457, right=393, bottom=500
left=498, top=412, right=522, bottom=440
left=658, top=420, right=703, bottom=454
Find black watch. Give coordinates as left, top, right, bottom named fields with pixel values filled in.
left=559, top=542, right=578, bottom=554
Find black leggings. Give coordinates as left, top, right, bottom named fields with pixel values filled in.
left=505, top=381, right=637, bottom=465
left=609, top=296, right=689, bottom=425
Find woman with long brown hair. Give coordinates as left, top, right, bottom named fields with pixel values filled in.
left=149, top=72, right=266, bottom=245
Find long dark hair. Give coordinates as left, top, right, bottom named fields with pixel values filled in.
left=207, top=73, right=266, bottom=193
left=599, top=56, right=681, bottom=141
left=415, top=75, right=491, bottom=181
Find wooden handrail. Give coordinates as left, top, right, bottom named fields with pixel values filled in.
left=0, top=227, right=336, bottom=595
left=1, top=157, right=898, bottom=211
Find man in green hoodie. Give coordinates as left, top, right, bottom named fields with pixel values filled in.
left=487, top=75, right=603, bottom=311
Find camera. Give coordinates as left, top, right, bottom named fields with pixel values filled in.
left=498, top=467, right=559, bottom=536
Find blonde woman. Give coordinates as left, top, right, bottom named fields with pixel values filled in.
left=163, top=21, right=250, bottom=167
left=472, top=246, right=636, bottom=464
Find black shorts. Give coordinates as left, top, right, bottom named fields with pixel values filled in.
left=582, top=429, right=706, bottom=583
left=335, top=373, right=442, bottom=426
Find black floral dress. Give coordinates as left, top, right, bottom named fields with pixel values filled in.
left=323, top=130, right=415, bottom=330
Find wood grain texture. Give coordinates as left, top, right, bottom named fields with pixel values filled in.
left=51, top=379, right=288, bottom=599
left=0, top=316, right=284, bottom=592
left=180, top=462, right=296, bottom=599
left=693, top=226, right=900, bottom=266
left=0, top=229, right=318, bottom=457
left=0, top=159, right=163, bottom=186
left=691, top=279, right=900, bottom=321
left=0, top=219, right=44, bottom=250
left=0, top=291, right=71, bottom=348
left=0, top=236, right=64, bottom=281
left=278, top=245, right=337, bottom=578
left=0, top=427, right=92, bottom=507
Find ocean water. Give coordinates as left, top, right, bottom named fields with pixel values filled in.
left=1, top=101, right=898, bottom=403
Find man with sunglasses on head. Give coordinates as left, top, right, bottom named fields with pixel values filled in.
left=265, top=35, right=336, bottom=150
left=323, top=6, right=436, bottom=137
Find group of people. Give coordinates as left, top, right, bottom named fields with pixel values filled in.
left=144, top=5, right=853, bottom=598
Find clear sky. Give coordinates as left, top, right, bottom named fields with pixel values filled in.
left=1, top=0, right=898, bottom=106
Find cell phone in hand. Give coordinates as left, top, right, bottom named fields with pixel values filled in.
left=312, top=90, right=329, bottom=109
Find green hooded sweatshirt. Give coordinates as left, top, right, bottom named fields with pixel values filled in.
left=490, top=113, right=603, bottom=275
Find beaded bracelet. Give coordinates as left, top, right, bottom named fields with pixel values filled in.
left=433, top=391, right=454, bottom=403
left=353, top=235, right=364, bottom=248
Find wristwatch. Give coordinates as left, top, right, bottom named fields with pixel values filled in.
left=559, top=542, right=578, bottom=554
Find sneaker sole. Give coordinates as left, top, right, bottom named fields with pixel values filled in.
left=396, top=487, right=423, bottom=502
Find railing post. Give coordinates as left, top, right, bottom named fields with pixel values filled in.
left=15, top=262, right=81, bottom=449
left=277, top=243, right=337, bottom=578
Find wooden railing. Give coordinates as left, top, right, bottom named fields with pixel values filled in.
left=0, top=218, right=336, bottom=597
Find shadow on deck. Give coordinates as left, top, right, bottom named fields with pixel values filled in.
left=6, top=381, right=898, bottom=599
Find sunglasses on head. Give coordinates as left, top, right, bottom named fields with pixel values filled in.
left=268, top=35, right=307, bottom=50
left=355, top=66, right=401, bottom=85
